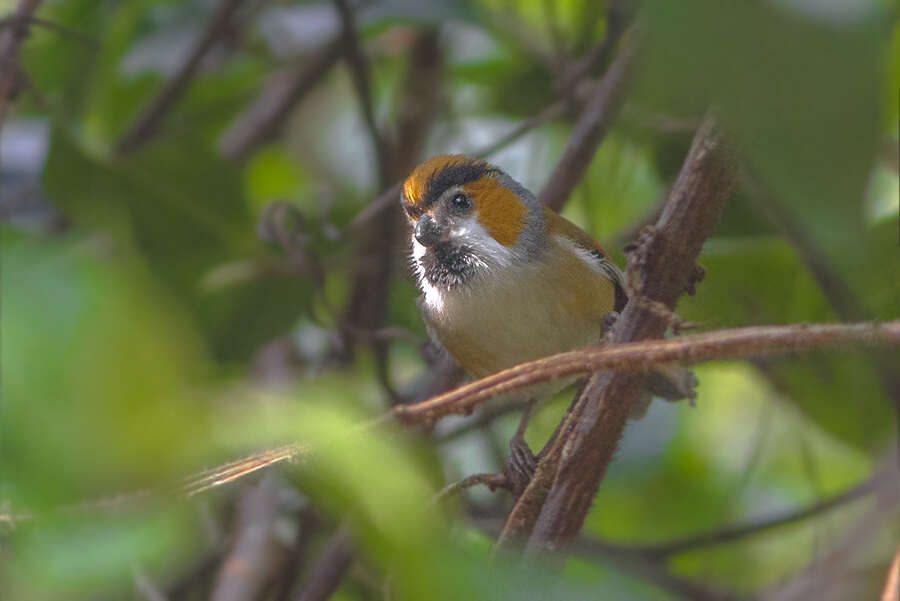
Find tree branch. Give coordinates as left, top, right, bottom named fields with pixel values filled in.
left=744, top=169, right=900, bottom=449
left=210, top=474, right=282, bottom=601
left=881, top=543, right=900, bottom=601
left=0, top=0, right=43, bottom=128
left=294, top=527, right=354, bottom=601
left=346, top=30, right=632, bottom=234
left=394, top=320, right=900, bottom=427
left=0, top=14, right=98, bottom=48
left=218, top=38, right=343, bottom=160
left=617, top=469, right=882, bottom=558
left=434, top=472, right=510, bottom=502
left=496, top=117, right=737, bottom=552
left=539, top=36, right=637, bottom=211
left=340, top=30, right=443, bottom=403
left=333, top=0, right=388, bottom=185
left=114, top=0, right=247, bottom=155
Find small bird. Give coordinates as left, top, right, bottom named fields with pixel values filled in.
left=401, top=155, right=693, bottom=486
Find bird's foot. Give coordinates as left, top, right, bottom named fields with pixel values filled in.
left=503, top=399, right=538, bottom=495
left=504, top=431, right=537, bottom=495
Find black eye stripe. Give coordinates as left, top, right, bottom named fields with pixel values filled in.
left=421, top=162, right=493, bottom=210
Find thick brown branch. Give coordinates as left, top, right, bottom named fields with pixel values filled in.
left=0, top=0, right=43, bottom=128
left=539, top=38, right=637, bottom=211
left=499, top=117, right=737, bottom=552
left=114, top=0, right=247, bottom=155
left=394, top=320, right=900, bottom=426
left=218, top=38, right=343, bottom=160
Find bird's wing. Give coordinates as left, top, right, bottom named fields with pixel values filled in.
left=543, top=207, right=628, bottom=312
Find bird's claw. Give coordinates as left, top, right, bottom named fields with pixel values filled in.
left=504, top=432, right=537, bottom=495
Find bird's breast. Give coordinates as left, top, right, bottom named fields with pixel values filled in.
left=422, top=237, right=618, bottom=378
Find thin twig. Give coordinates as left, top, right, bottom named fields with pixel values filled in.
left=764, top=468, right=899, bottom=601
left=472, top=100, right=569, bottom=159
left=294, top=527, right=354, bottom=601
left=333, top=0, right=388, bottom=185
left=881, top=544, right=900, bottom=601
left=744, top=169, right=900, bottom=457
left=476, top=518, right=738, bottom=601
left=624, top=470, right=881, bottom=558
left=556, top=0, right=630, bottom=93
left=570, top=543, right=737, bottom=601
left=114, top=0, right=248, bottom=155
left=539, top=36, right=637, bottom=211
left=218, top=38, right=343, bottom=159
left=0, top=0, right=43, bottom=127
left=346, top=35, right=611, bottom=235
left=3, top=319, right=899, bottom=528
left=0, top=14, right=98, bottom=47
left=394, top=320, right=900, bottom=427
left=433, top=473, right=509, bottom=502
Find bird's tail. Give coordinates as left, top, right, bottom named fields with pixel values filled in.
left=629, top=364, right=697, bottom=419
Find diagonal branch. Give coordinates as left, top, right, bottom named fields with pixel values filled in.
left=218, top=37, right=343, bottom=160
left=539, top=36, right=637, bottom=211
left=0, top=0, right=43, bottom=129
left=294, top=526, right=354, bottom=601
left=618, top=468, right=883, bottom=558
left=114, top=0, right=248, bottom=155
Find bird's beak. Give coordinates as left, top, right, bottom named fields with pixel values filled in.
left=414, top=214, right=442, bottom=247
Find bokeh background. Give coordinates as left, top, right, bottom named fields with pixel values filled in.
left=1, top=0, right=899, bottom=599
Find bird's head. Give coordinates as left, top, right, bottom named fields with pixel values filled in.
left=401, top=155, right=544, bottom=289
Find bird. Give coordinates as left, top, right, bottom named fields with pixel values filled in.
left=400, top=154, right=694, bottom=489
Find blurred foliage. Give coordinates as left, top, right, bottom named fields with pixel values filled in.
left=2, top=0, right=898, bottom=600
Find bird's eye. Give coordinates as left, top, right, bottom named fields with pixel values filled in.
left=450, top=193, right=472, bottom=211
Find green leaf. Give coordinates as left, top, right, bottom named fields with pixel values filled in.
left=678, top=237, right=894, bottom=450
left=41, top=130, right=313, bottom=361
left=640, top=0, right=883, bottom=253
left=0, top=229, right=211, bottom=505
